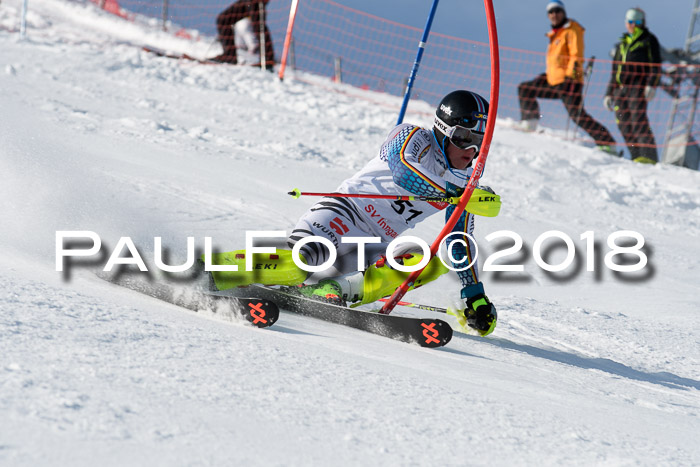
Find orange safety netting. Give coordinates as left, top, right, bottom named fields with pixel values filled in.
left=99, top=0, right=700, bottom=160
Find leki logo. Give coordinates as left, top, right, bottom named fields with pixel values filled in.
left=330, top=217, right=349, bottom=236
left=248, top=302, right=268, bottom=325
left=421, top=322, right=440, bottom=345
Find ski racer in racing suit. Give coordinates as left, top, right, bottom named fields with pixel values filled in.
left=209, top=90, right=498, bottom=336
left=290, top=90, right=497, bottom=336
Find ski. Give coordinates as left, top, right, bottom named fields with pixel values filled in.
left=227, top=285, right=452, bottom=348
left=141, top=45, right=222, bottom=65
left=99, top=273, right=279, bottom=328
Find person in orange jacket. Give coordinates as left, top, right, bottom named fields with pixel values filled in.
left=517, top=1, right=618, bottom=155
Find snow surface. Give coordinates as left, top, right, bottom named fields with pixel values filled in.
left=1, top=1, right=699, bottom=465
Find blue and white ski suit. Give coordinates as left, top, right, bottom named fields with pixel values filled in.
left=289, top=123, right=484, bottom=297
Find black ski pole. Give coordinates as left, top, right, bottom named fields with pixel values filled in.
left=570, top=56, right=595, bottom=141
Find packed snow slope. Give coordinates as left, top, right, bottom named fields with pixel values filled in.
left=1, top=1, right=699, bottom=466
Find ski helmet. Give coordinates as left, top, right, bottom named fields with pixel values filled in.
left=625, top=7, right=645, bottom=26
left=433, top=90, right=489, bottom=158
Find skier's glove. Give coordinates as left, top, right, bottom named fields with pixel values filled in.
left=603, top=95, right=613, bottom=111
left=465, top=293, right=497, bottom=336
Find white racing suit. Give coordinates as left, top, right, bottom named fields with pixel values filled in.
left=288, top=123, right=485, bottom=298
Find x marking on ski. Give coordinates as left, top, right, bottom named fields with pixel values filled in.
left=421, top=322, right=440, bottom=345
left=248, top=302, right=268, bottom=325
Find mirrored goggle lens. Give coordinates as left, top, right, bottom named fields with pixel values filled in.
left=449, top=126, right=483, bottom=150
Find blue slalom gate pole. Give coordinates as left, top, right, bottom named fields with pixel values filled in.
left=396, top=0, right=440, bottom=124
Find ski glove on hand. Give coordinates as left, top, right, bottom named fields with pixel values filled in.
left=603, top=95, right=613, bottom=112
left=465, top=293, right=497, bottom=336
left=644, top=86, right=656, bottom=100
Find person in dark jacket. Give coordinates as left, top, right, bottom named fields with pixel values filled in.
left=603, top=7, right=661, bottom=164
left=212, top=0, right=274, bottom=69
left=518, top=1, right=617, bottom=155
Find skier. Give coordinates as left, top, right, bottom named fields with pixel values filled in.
left=517, top=1, right=618, bottom=155
left=603, top=7, right=661, bottom=164
left=211, top=0, right=274, bottom=69
left=209, top=90, right=498, bottom=336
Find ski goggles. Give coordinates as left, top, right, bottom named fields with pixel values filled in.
left=434, top=115, right=484, bottom=151
left=627, top=20, right=642, bottom=25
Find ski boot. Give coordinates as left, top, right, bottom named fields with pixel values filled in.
left=358, top=253, right=448, bottom=305
left=597, top=145, right=621, bottom=157
left=203, top=249, right=307, bottom=291
left=293, top=253, right=448, bottom=308
left=632, top=156, right=657, bottom=165
left=464, top=293, right=497, bottom=336
left=295, top=279, right=346, bottom=306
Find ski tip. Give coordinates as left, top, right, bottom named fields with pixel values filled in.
left=418, top=319, right=453, bottom=348
left=242, top=299, right=280, bottom=328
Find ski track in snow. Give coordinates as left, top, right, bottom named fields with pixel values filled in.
left=1, top=0, right=699, bottom=465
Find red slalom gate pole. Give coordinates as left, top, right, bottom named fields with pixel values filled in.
left=380, top=0, right=500, bottom=315
left=278, top=0, right=299, bottom=81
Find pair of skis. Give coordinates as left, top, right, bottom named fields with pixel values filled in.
left=102, top=274, right=453, bottom=348
left=228, top=284, right=452, bottom=348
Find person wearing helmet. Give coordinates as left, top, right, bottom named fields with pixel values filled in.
left=517, top=1, right=618, bottom=155
left=603, top=8, right=661, bottom=164
left=280, top=90, right=498, bottom=336
left=207, top=90, right=498, bottom=336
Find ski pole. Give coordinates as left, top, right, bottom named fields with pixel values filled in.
left=288, top=188, right=459, bottom=204
left=288, top=188, right=501, bottom=217
left=377, top=297, right=448, bottom=314
left=377, top=298, right=472, bottom=333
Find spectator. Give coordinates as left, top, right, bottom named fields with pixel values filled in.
left=212, top=0, right=274, bottom=69
left=603, top=7, right=661, bottom=164
left=517, top=1, right=618, bottom=155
